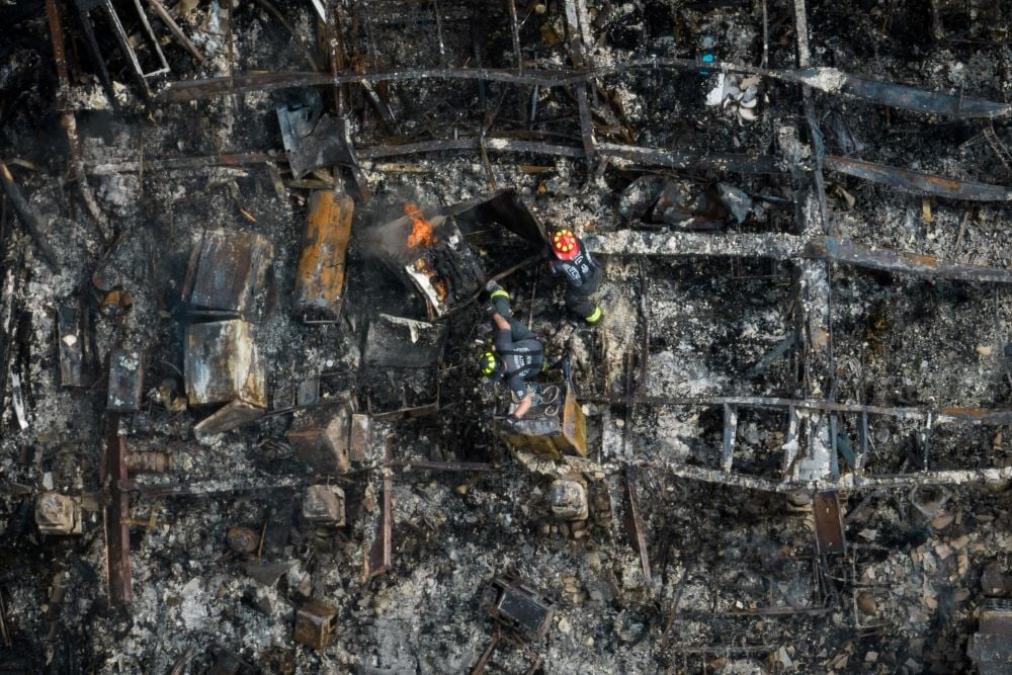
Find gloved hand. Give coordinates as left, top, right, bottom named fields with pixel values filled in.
left=504, top=414, right=522, bottom=431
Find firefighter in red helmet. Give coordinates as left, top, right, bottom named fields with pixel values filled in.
left=547, top=227, right=603, bottom=324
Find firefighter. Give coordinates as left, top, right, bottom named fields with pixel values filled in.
left=547, top=227, right=603, bottom=325
left=479, top=281, right=545, bottom=426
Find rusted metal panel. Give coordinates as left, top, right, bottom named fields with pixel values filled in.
left=104, top=429, right=132, bottom=606
left=293, top=598, right=339, bottom=650
left=106, top=349, right=143, bottom=412
left=293, top=190, right=352, bottom=321
left=813, top=491, right=846, bottom=555
left=185, top=320, right=266, bottom=407
left=183, top=230, right=273, bottom=315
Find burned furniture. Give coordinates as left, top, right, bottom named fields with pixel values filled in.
left=301, top=484, right=346, bottom=529
left=360, top=314, right=447, bottom=416
left=35, top=492, right=82, bottom=535
left=487, top=577, right=554, bottom=642
left=294, top=598, right=339, bottom=651
left=72, top=0, right=170, bottom=98
left=57, top=302, right=87, bottom=387
left=294, top=190, right=353, bottom=322
left=106, top=349, right=143, bottom=412
left=367, top=191, right=547, bottom=319
left=182, top=230, right=273, bottom=317
left=277, top=94, right=357, bottom=179
left=184, top=320, right=267, bottom=438
left=498, top=383, right=588, bottom=460
left=288, top=406, right=353, bottom=474
left=968, top=599, right=1012, bottom=674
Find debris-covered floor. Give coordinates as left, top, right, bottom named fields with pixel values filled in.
left=3, top=0, right=1012, bottom=673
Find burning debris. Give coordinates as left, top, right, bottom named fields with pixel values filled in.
left=3, top=0, right=1012, bottom=671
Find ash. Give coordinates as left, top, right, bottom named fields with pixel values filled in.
left=2, top=1, right=1012, bottom=674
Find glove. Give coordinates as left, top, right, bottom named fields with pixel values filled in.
left=504, top=414, right=522, bottom=431
left=485, top=279, right=503, bottom=294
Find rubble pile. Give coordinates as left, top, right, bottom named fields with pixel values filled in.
left=2, top=0, right=1012, bottom=673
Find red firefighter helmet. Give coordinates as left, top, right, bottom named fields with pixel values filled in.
left=550, top=228, right=579, bottom=261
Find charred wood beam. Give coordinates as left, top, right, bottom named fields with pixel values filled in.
left=585, top=230, right=802, bottom=259
left=85, top=152, right=275, bottom=175
left=387, top=460, right=493, bottom=472
left=359, top=138, right=586, bottom=160
left=103, top=426, right=132, bottom=606
left=563, top=0, right=596, bottom=161
left=160, top=68, right=583, bottom=101
left=145, top=0, right=204, bottom=63
left=0, top=162, right=59, bottom=270
left=655, top=460, right=1012, bottom=493
left=614, top=394, right=1012, bottom=426
left=124, top=477, right=306, bottom=498
left=83, top=145, right=1012, bottom=209
left=807, top=238, right=1012, bottom=284
left=587, top=231, right=1012, bottom=284
left=596, top=143, right=785, bottom=173
left=624, top=466, right=651, bottom=582
left=44, top=0, right=109, bottom=236
left=365, top=445, right=394, bottom=580
left=158, top=61, right=1012, bottom=119
left=592, top=59, right=1012, bottom=119
left=824, top=155, right=1012, bottom=201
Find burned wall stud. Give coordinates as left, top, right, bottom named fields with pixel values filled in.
left=293, top=598, right=339, bottom=651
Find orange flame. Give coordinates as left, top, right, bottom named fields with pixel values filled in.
left=414, top=258, right=448, bottom=301
left=404, top=201, right=437, bottom=249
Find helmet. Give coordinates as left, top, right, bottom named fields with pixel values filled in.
left=479, top=351, right=498, bottom=377
left=550, top=228, right=579, bottom=261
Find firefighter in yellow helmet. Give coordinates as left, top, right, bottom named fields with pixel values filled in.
left=547, top=227, right=603, bottom=324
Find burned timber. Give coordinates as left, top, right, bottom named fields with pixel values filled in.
left=3, top=0, right=1012, bottom=673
